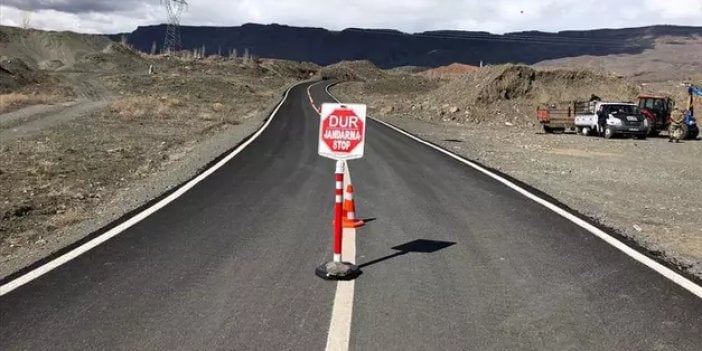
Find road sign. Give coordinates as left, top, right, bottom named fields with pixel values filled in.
left=318, top=103, right=367, bottom=160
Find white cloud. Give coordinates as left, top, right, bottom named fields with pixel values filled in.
left=1, top=0, right=701, bottom=34
left=0, top=5, right=161, bottom=33
left=644, top=0, right=702, bottom=19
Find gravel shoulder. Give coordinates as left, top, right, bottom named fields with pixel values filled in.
left=332, top=84, right=702, bottom=280
left=0, top=100, right=111, bottom=141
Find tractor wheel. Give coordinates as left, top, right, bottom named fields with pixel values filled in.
left=543, top=125, right=553, bottom=134
left=581, top=127, right=591, bottom=136
left=646, top=118, right=658, bottom=136
left=681, top=125, right=689, bottom=140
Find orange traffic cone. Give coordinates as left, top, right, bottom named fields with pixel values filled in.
left=342, top=184, right=365, bottom=228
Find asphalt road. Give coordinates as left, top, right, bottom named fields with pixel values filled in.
left=1, top=81, right=701, bottom=350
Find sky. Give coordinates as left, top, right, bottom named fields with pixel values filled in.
left=1, top=0, right=701, bottom=34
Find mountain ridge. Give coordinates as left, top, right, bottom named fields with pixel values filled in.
left=112, top=23, right=702, bottom=68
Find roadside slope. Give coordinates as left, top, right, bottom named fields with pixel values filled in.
left=0, top=54, right=316, bottom=279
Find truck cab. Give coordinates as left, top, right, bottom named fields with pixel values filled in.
left=574, top=102, right=648, bottom=139
left=638, top=95, right=673, bottom=135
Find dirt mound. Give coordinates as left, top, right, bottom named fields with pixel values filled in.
left=421, top=63, right=479, bottom=79
left=475, top=65, right=535, bottom=103
left=336, top=64, right=639, bottom=126
left=317, top=60, right=385, bottom=81
left=432, top=65, right=639, bottom=124
left=0, top=56, right=43, bottom=92
left=259, top=59, right=319, bottom=79
left=423, top=65, right=531, bottom=106
left=435, top=64, right=638, bottom=106
left=75, top=42, right=145, bottom=72
left=530, top=69, right=639, bottom=106
left=0, top=26, right=143, bottom=72
left=140, top=56, right=319, bottom=82
left=388, top=66, right=428, bottom=75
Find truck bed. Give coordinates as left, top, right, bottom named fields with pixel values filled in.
left=537, top=107, right=575, bottom=128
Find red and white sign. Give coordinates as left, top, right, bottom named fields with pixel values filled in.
left=318, top=103, right=367, bottom=160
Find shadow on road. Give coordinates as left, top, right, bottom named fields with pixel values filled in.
left=358, top=239, right=455, bottom=269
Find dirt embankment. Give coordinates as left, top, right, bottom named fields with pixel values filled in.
left=0, top=56, right=74, bottom=113
left=420, top=63, right=479, bottom=79
left=0, top=25, right=145, bottom=113
left=0, top=26, right=318, bottom=278
left=317, top=60, right=387, bottom=81
left=332, top=65, right=702, bottom=280
left=339, top=64, right=640, bottom=126
left=0, top=25, right=139, bottom=71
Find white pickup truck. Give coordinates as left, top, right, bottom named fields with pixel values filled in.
left=574, top=102, right=649, bottom=139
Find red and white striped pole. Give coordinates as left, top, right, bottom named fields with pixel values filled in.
left=333, top=160, right=344, bottom=263
left=315, top=154, right=360, bottom=279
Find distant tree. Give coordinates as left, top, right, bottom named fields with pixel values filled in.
left=120, top=34, right=128, bottom=46
left=21, top=11, right=32, bottom=30
left=243, top=48, right=250, bottom=63
left=201, top=44, right=206, bottom=58
left=150, top=41, right=157, bottom=55
left=230, top=48, right=238, bottom=59
left=218, top=45, right=222, bottom=57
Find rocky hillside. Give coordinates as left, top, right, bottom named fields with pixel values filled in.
left=535, top=36, right=702, bottom=82
left=114, top=23, right=702, bottom=69
left=0, top=25, right=142, bottom=72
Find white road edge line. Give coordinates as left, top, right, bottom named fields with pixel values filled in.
left=0, top=81, right=308, bottom=297
left=324, top=83, right=702, bottom=299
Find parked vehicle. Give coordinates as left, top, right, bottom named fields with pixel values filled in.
left=574, top=102, right=648, bottom=139
left=681, top=84, right=701, bottom=140
left=536, top=105, right=575, bottom=133
left=638, top=95, right=673, bottom=136
left=638, top=85, right=700, bottom=140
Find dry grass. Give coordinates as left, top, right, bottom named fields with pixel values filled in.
left=0, top=92, right=60, bottom=113
left=109, top=96, right=184, bottom=119
left=108, top=96, right=241, bottom=124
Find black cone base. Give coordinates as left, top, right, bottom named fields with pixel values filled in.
left=315, top=261, right=361, bottom=280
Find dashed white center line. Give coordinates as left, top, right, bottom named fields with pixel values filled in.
left=324, top=227, right=357, bottom=351
left=325, top=164, right=357, bottom=351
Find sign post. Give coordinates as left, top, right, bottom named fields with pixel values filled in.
left=315, top=103, right=366, bottom=280
left=332, top=160, right=345, bottom=263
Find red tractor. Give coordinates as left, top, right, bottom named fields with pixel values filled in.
left=637, top=95, right=673, bottom=136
